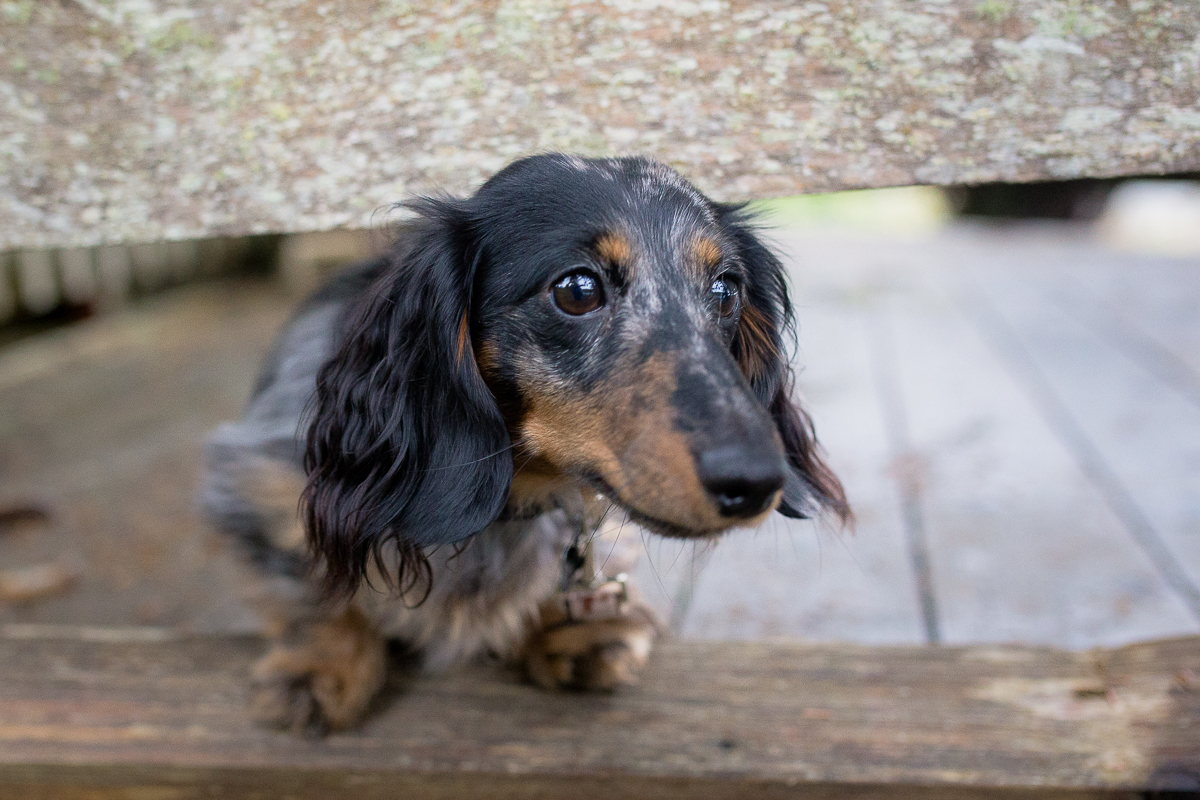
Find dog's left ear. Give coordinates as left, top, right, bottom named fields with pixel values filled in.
left=718, top=205, right=851, bottom=524
left=303, top=198, right=513, bottom=596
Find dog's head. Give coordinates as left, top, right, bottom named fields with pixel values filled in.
left=305, top=155, right=849, bottom=594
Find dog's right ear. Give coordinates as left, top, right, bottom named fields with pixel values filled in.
left=303, top=199, right=512, bottom=597
left=718, top=203, right=851, bottom=526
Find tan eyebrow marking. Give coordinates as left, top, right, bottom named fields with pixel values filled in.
left=692, top=236, right=724, bottom=273
left=594, top=231, right=633, bottom=266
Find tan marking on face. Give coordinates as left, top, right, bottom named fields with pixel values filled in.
left=595, top=231, right=633, bottom=266
left=519, top=389, right=622, bottom=490
left=514, top=353, right=759, bottom=534
left=606, top=353, right=713, bottom=523
left=735, top=303, right=780, bottom=384
left=613, top=372, right=783, bottom=532
left=691, top=235, right=724, bottom=274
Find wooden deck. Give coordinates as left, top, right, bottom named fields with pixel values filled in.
left=1, top=629, right=1198, bottom=798
left=1, top=221, right=1198, bottom=794
left=673, top=223, right=1200, bottom=648
left=1, top=221, right=1198, bottom=644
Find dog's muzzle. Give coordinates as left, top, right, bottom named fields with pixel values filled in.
left=695, top=442, right=785, bottom=518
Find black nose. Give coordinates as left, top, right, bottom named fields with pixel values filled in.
left=697, top=445, right=785, bottom=518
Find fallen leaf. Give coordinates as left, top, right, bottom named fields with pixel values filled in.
left=0, top=559, right=82, bottom=603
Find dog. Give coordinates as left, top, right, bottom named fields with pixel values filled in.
left=201, top=154, right=849, bottom=734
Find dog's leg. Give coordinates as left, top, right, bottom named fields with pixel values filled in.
left=202, top=451, right=387, bottom=733
left=524, top=589, right=659, bottom=692
left=250, top=604, right=387, bottom=734
left=522, top=511, right=662, bottom=691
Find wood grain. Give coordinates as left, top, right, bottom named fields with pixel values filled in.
left=0, top=281, right=291, bottom=632
left=0, top=630, right=1196, bottom=798
left=3, top=0, right=1200, bottom=250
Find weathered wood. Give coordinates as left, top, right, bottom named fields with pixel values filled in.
left=3, top=0, right=1200, bottom=250
left=0, top=250, right=15, bottom=323
left=971, top=266, right=1200, bottom=622
left=713, top=228, right=1200, bottom=648
left=1062, top=255, right=1200, bottom=409
left=682, top=292, right=927, bottom=644
left=58, top=247, right=98, bottom=305
left=13, top=250, right=57, bottom=316
left=877, top=256, right=1200, bottom=646
left=0, top=281, right=290, bottom=631
left=0, top=629, right=1196, bottom=797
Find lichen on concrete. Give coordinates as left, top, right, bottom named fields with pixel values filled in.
left=1, top=0, right=1198, bottom=249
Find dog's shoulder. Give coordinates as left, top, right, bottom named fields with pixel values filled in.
left=245, top=255, right=390, bottom=408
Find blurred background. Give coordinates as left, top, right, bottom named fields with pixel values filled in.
left=2, top=174, right=1199, bottom=650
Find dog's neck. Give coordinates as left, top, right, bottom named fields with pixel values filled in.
left=500, top=455, right=607, bottom=525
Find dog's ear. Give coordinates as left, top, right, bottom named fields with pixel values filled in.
left=303, top=198, right=512, bottom=597
left=718, top=204, right=851, bottom=524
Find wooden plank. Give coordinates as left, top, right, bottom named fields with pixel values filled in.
left=680, top=254, right=926, bottom=643
left=1055, top=254, right=1200, bottom=410
left=865, top=298, right=943, bottom=644
left=0, top=250, right=14, bottom=323
left=129, top=241, right=172, bottom=292
left=0, top=630, right=1196, bottom=797
left=57, top=247, right=98, bottom=305
left=894, top=275, right=1199, bottom=646
left=165, top=238, right=201, bottom=283
left=729, top=230, right=1200, bottom=649
left=3, top=0, right=1200, bottom=250
left=0, top=281, right=290, bottom=632
left=969, top=252, right=1200, bottom=621
left=13, top=249, right=58, bottom=316
left=94, top=244, right=134, bottom=304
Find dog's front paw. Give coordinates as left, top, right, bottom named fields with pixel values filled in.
left=525, top=603, right=658, bottom=692
left=250, top=607, right=387, bottom=735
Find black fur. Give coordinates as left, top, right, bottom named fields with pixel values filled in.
left=303, top=203, right=512, bottom=595
left=293, top=155, right=848, bottom=597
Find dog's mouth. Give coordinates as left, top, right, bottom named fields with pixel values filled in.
left=582, top=473, right=728, bottom=540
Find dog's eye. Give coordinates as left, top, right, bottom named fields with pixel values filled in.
left=710, top=275, right=740, bottom=319
left=552, top=270, right=606, bottom=315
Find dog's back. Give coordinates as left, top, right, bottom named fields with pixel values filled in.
left=200, top=258, right=386, bottom=576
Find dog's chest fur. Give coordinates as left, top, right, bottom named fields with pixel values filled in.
left=357, top=513, right=574, bottom=668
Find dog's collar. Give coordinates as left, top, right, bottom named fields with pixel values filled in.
left=559, top=533, right=591, bottom=592
left=550, top=513, right=630, bottom=627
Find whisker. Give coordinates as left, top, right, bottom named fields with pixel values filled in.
left=640, top=528, right=670, bottom=602
left=599, top=503, right=624, bottom=575
left=420, top=442, right=516, bottom=472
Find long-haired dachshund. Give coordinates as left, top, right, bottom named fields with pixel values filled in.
left=201, top=154, right=848, bottom=733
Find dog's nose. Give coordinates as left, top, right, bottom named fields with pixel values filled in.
left=696, top=445, right=785, bottom=518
